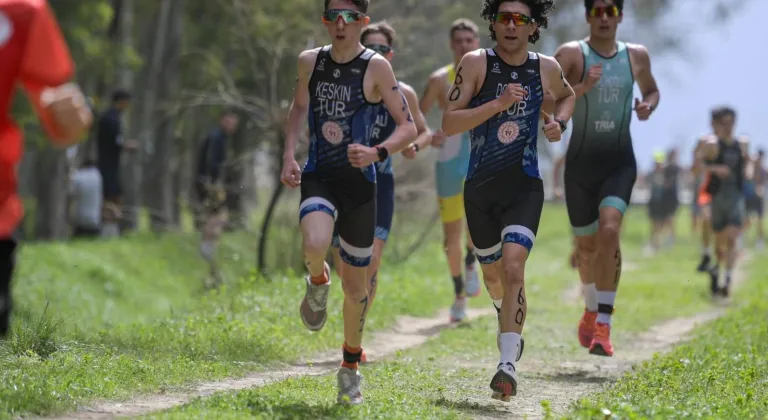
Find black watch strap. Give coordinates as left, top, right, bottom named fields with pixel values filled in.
left=376, top=145, right=389, bottom=162
left=556, top=119, right=567, bottom=133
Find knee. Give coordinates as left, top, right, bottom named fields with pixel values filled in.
left=502, top=259, right=525, bottom=286
left=577, top=238, right=597, bottom=256
left=341, top=274, right=369, bottom=300
left=303, top=231, right=329, bottom=257
left=481, top=264, right=502, bottom=285
left=596, top=220, right=621, bottom=246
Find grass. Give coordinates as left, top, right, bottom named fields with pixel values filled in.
left=148, top=204, right=747, bottom=419
left=568, top=254, right=768, bottom=419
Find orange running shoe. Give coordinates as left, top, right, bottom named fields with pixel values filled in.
left=589, top=322, right=614, bottom=357
left=578, top=310, right=597, bottom=348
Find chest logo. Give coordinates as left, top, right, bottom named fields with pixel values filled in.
left=333, top=69, right=341, bottom=78
left=321, top=121, right=344, bottom=145
left=497, top=121, right=520, bottom=144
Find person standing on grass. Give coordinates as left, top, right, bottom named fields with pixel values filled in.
left=68, top=158, right=103, bottom=239
left=442, top=0, right=575, bottom=400
left=0, top=0, right=93, bottom=338
left=280, top=0, right=417, bottom=405
left=195, top=109, right=239, bottom=288
left=743, top=148, right=765, bottom=249
left=328, top=21, right=431, bottom=364
left=554, top=0, right=660, bottom=357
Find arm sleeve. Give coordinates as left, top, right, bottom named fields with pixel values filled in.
left=18, top=2, right=75, bottom=140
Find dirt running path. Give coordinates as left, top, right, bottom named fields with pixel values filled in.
left=47, top=308, right=495, bottom=420
left=463, top=255, right=750, bottom=419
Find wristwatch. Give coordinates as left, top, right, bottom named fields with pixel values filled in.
left=376, top=145, right=389, bottom=162
left=556, top=119, right=567, bottom=133
left=413, top=143, right=420, bottom=152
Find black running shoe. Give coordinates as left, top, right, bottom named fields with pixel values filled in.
left=697, top=254, right=711, bottom=272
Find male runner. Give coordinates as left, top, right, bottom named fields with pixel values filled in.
left=329, top=21, right=431, bottom=363
left=443, top=0, right=574, bottom=399
left=195, top=109, right=239, bottom=288
left=554, top=0, right=660, bottom=356
left=697, top=107, right=747, bottom=297
left=280, top=0, right=416, bottom=405
left=420, top=18, right=482, bottom=322
left=0, top=0, right=92, bottom=338
left=744, top=148, right=765, bottom=249
left=694, top=137, right=715, bottom=271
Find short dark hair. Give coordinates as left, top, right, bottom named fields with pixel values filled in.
left=361, top=21, right=396, bottom=46
left=584, top=0, right=624, bottom=11
left=481, top=0, right=555, bottom=43
left=112, top=89, right=131, bottom=102
left=324, top=0, right=369, bottom=13
left=449, top=18, right=479, bottom=39
left=711, top=106, right=736, bottom=122
left=219, top=108, right=238, bottom=119
left=758, top=148, right=765, bottom=156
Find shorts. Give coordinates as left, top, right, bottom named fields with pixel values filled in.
left=564, top=162, right=637, bottom=236
left=711, top=196, right=744, bottom=232
left=99, top=167, right=122, bottom=202
left=300, top=171, right=375, bottom=267
left=435, top=133, right=470, bottom=223
left=745, top=195, right=764, bottom=217
left=0, top=238, right=17, bottom=337
left=195, top=179, right=227, bottom=214
left=332, top=172, right=394, bottom=246
left=464, top=168, right=544, bottom=264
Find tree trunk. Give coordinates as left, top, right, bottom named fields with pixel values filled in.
left=34, top=147, right=69, bottom=240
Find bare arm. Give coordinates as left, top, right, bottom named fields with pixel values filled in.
left=372, top=57, right=417, bottom=154
left=419, top=73, right=444, bottom=115
left=284, top=50, right=315, bottom=160
left=542, top=56, right=576, bottom=123
left=441, top=52, right=500, bottom=136
left=554, top=43, right=591, bottom=99
left=631, top=45, right=660, bottom=110
left=400, top=83, right=431, bottom=150
left=553, top=155, right=565, bottom=189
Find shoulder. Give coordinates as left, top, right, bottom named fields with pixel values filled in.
left=554, top=41, right=582, bottom=58
left=626, top=43, right=650, bottom=60
left=297, top=48, right=322, bottom=70
left=427, top=66, right=450, bottom=84
left=398, top=81, right=417, bottom=98
left=537, top=53, right=562, bottom=73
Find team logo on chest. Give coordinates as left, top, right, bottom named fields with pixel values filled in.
left=322, top=121, right=344, bottom=144
left=497, top=121, right=520, bottom=144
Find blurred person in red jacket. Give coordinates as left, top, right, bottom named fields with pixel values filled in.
left=0, top=0, right=92, bottom=338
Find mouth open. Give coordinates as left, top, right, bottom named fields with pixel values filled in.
left=599, top=25, right=610, bottom=31
left=504, top=35, right=518, bottom=40
left=336, top=34, right=346, bottom=40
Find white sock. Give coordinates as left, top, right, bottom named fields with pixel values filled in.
left=701, top=244, right=710, bottom=256
left=200, top=241, right=215, bottom=261
left=583, top=283, right=598, bottom=312
left=499, top=332, right=522, bottom=369
left=493, top=299, right=503, bottom=313
left=596, top=291, right=616, bottom=325
left=724, top=269, right=732, bottom=279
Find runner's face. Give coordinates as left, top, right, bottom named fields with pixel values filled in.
left=450, top=30, right=479, bottom=60
left=586, top=0, right=622, bottom=40
left=324, top=0, right=369, bottom=47
left=493, top=1, right=536, bottom=54
left=362, top=32, right=394, bottom=62
left=712, top=115, right=735, bottom=139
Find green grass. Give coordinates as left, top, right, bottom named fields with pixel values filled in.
left=568, top=255, right=768, bottom=419
left=149, top=205, right=743, bottom=419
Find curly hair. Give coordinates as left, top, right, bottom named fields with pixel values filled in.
left=324, top=0, right=369, bottom=13
left=584, top=0, right=624, bottom=11
left=480, top=0, right=555, bottom=44
left=361, top=21, right=397, bottom=46
left=711, top=106, right=736, bottom=122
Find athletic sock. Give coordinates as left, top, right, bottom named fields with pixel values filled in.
left=311, top=265, right=329, bottom=285
left=499, top=332, right=522, bottom=367
left=452, top=275, right=464, bottom=296
left=341, top=343, right=362, bottom=370
left=701, top=244, right=710, bottom=256
left=493, top=299, right=503, bottom=315
left=465, top=247, right=477, bottom=266
left=596, top=291, right=616, bottom=325
left=724, top=269, right=732, bottom=286
left=583, top=283, right=598, bottom=312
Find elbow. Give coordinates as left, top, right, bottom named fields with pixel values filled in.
left=441, top=114, right=456, bottom=136
left=405, top=122, right=418, bottom=142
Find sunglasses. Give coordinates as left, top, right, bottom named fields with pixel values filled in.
left=365, top=44, right=392, bottom=55
left=589, top=5, right=620, bottom=17
left=322, top=9, right=365, bottom=24
left=494, top=12, right=535, bottom=26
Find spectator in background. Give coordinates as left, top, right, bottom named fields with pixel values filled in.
left=96, top=89, right=137, bottom=238
left=661, top=148, right=681, bottom=246
left=646, top=151, right=668, bottom=254
left=68, top=158, right=102, bottom=238
left=744, top=148, right=765, bottom=249
left=195, top=109, right=239, bottom=287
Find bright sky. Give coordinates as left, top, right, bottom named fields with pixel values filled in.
left=553, top=0, right=767, bottom=172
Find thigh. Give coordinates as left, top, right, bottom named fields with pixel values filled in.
left=598, top=163, right=637, bottom=215
left=335, top=178, right=376, bottom=267
left=500, top=188, right=544, bottom=254
left=564, top=175, right=600, bottom=236
left=727, top=198, right=745, bottom=229
left=375, top=173, right=395, bottom=242
left=299, top=174, right=338, bottom=222
left=711, top=200, right=728, bottom=233
left=464, top=186, right=502, bottom=264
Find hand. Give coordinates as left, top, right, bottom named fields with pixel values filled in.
left=430, top=130, right=447, bottom=147
left=280, top=157, right=302, bottom=188
left=583, top=64, right=602, bottom=91
left=496, top=83, right=526, bottom=110
left=554, top=187, right=564, bottom=200
left=348, top=144, right=379, bottom=168
left=634, top=98, right=653, bottom=121
left=401, top=143, right=418, bottom=159
left=40, top=83, right=93, bottom=144
left=711, top=165, right=730, bottom=178
left=541, top=113, right=562, bottom=142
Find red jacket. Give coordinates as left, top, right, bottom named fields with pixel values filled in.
left=0, top=0, right=74, bottom=237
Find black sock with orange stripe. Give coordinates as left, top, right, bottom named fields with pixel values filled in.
left=341, top=343, right=362, bottom=370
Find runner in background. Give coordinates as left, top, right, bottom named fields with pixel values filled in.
left=0, top=0, right=93, bottom=338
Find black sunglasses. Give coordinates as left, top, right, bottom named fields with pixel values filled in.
left=365, top=44, right=393, bottom=55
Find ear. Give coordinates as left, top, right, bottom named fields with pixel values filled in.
left=387, top=51, right=395, bottom=60
left=617, top=12, right=623, bottom=23
left=363, top=16, right=371, bottom=25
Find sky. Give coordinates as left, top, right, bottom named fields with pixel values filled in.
left=553, top=0, right=767, bottom=172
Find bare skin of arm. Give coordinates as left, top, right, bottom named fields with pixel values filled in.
left=399, top=82, right=431, bottom=156
left=699, top=139, right=729, bottom=177
left=280, top=48, right=317, bottom=187
left=418, top=69, right=449, bottom=147
left=628, top=44, right=660, bottom=113
left=540, top=55, right=576, bottom=126
left=367, top=55, right=417, bottom=154
left=441, top=51, right=505, bottom=136
left=554, top=42, right=593, bottom=99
